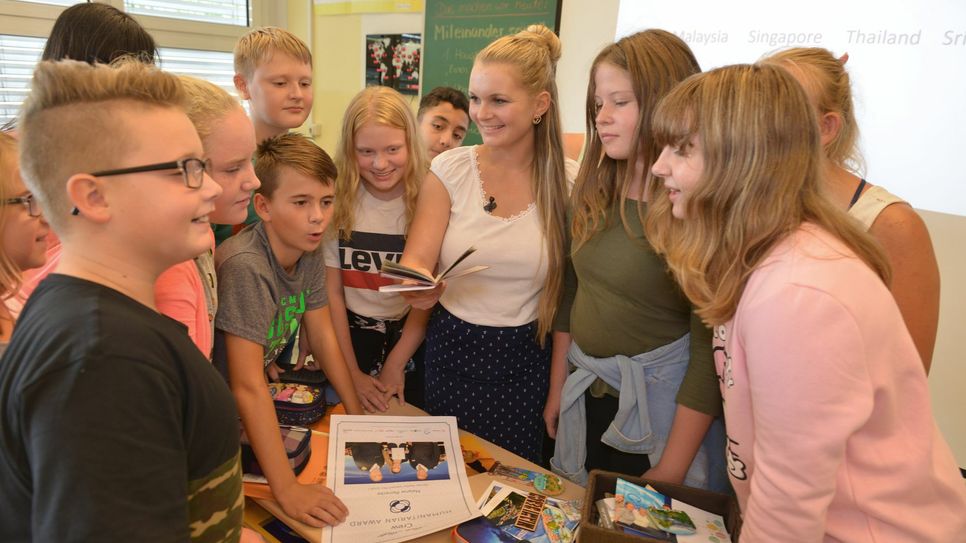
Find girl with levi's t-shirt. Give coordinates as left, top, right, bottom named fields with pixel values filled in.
left=324, top=86, right=430, bottom=412
left=645, top=63, right=966, bottom=542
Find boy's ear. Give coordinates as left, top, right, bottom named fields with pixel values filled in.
left=253, top=192, right=271, bottom=222
left=233, top=73, right=251, bottom=100
left=65, top=173, right=111, bottom=223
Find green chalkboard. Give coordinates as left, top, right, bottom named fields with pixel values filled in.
left=421, top=0, right=562, bottom=145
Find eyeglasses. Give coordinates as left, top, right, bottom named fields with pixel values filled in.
left=3, top=193, right=41, bottom=218
left=90, top=157, right=212, bottom=189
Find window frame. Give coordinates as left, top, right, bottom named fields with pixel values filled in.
left=0, top=0, right=286, bottom=52
left=0, top=0, right=285, bottom=125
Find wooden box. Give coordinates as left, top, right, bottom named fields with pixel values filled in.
left=578, top=470, right=742, bottom=542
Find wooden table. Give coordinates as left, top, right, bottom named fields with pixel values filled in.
left=252, top=401, right=584, bottom=542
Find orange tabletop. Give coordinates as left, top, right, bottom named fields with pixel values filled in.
left=247, top=401, right=584, bottom=542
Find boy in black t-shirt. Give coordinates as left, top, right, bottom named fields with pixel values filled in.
left=0, top=60, right=251, bottom=542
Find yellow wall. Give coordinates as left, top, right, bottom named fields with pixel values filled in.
left=313, top=13, right=364, bottom=152
left=304, top=0, right=605, bottom=152
left=277, top=0, right=316, bottom=138
left=310, top=11, right=422, bottom=153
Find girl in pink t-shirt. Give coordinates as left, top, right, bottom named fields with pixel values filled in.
left=154, top=77, right=261, bottom=358
left=645, top=63, right=966, bottom=542
left=0, top=133, right=48, bottom=350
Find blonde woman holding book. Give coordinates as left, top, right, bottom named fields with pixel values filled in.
left=399, top=25, right=576, bottom=462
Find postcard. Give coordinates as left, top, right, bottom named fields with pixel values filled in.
left=671, top=500, right=730, bottom=543
left=453, top=482, right=580, bottom=543
left=613, top=478, right=729, bottom=542
left=323, top=415, right=481, bottom=543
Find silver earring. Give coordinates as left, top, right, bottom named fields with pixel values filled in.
left=532, top=115, right=542, bottom=125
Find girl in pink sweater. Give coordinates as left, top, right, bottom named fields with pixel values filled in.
left=645, top=63, right=966, bottom=542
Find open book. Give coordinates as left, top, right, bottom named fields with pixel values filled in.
left=378, top=246, right=488, bottom=292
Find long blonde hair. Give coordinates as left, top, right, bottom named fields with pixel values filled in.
left=332, top=86, right=427, bottom=240
left=475, top=24, right=568, bottom=342
left=645, top=63, right=890, bottom=325
left=571, top=29, right=699, bottom=249
left=760, top=47, right=864, bottom=174
left=0, top=133, right=22, bottom=300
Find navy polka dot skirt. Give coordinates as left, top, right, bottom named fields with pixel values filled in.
left=424, top=305, right=550, bottom=463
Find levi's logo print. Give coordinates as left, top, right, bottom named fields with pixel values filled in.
left=339, top=231, right=405, bottom=291
left=712, top=324, right=734, bottom=389
left=265, top=290, right=309, bottom=365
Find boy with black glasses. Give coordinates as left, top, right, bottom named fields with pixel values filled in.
left=0, top=59, right=247, bottom=542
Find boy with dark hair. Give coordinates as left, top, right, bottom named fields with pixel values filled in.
left=0, top=59, right=243, bottom=542
left=214, top=133, right=361, bottom=527
left=417, top=86, right=470, bottom=160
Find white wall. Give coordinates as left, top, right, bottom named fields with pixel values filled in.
left=923, top=210, right=966, bottom=466
left=306, top=0, right=966, bottom=467
left=556, top=0, right=619, bottom=134
left=559, top=0, right=966, bottom=467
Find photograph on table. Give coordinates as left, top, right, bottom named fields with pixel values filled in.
left=453, top=481, right=580, bottom=543
left=343, top=441, right=449, bottom=484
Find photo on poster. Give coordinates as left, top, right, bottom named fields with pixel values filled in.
left=343, top=441, right=450, bottom=484
left=365, top=33, right=421, bottom=95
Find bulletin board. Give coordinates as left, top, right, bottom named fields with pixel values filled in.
left=421, top=0, right=562, bottom=144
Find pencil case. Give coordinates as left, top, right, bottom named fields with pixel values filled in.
left=268, top=382, right=326, bottom=426
left=278, top=364, right=328, bottom=386
left=240, top=424, right=312, bottom=477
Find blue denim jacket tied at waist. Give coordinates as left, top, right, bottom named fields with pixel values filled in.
left=550, top=333, right=690, bottom=486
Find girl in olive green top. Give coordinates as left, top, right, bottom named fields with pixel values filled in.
left=546, top=30, right=726, bottom=491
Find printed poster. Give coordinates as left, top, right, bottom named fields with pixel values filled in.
left=365, top=33, right=421, bottom=95
left=323, top=415, right=480, bottom=542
